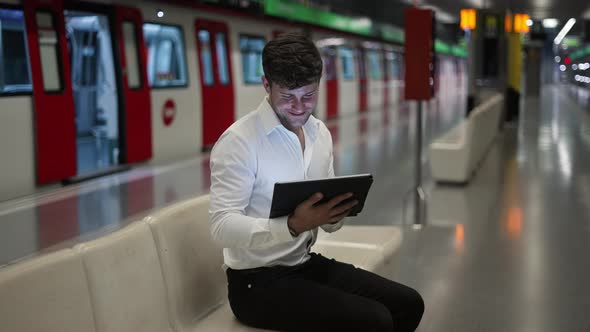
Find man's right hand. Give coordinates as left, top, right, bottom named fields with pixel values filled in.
left=287, top=192, right=358, bottom=236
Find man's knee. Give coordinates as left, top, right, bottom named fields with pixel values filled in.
left=364, top=302, right=394, bottom=332
left=401, top=287, right=425, bottom=331
left=409, top=287, right=425, bottom=319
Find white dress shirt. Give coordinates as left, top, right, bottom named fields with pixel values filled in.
left=209, top=97, right=343, bottom=270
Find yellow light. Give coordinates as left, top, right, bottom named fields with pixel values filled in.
left=505, top=13, right=513, bottom=32
left=460, top=9, right=476, bottom=31
left=514, top=14, right=531, bottom=33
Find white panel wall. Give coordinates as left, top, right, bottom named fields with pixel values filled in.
left=367, top=52, right=384, bottom=111
left=138, top=4, right=202, bottom=163
left=388, top=80, right=401, bottom=108
left=0, top=97, right=36, bottom=201
left=227, top=19, right=273, bottom=120
left=315, top=77, right=327, bottom=121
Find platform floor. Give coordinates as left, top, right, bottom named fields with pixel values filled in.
left=1, top=83, right=590, bottom=331
left=403, top=85, right=590, bottom=331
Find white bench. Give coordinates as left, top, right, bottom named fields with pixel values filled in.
left=429, top=93, right=504, bottom=183
left=0, top=195, right=402, bottom=332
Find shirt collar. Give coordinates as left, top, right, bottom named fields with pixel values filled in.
left=258, top=97, right=320, bottom=141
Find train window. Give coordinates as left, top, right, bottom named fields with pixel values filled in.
left=397, top=53, right=404, bottom=80
left=36, top=11, right=63, bottom=92
left=321, top=47, right=337, bottom=81
left=386, top=53, right=397, bottom=80
left=122, top=21, right=141, bottom=89
left=338, top=47, right=355, bottom=80
left=367, top=50, right=382, bottom=80
left=216, top=32, right=230, bottom=85
left=197, top=30, right=214, bottom=86
left=0, top=8, right=32, bottom=95
left=143, top=23, right=188, bottom=88
left=357, top=48, right=366, bottom=80
left=239, top=34, right=265, bottom=84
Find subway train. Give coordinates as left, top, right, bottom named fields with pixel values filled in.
left=0, top=0, right=466, bottom=202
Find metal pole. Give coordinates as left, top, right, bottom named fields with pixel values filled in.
left=414, top=100, right=425, bottom=226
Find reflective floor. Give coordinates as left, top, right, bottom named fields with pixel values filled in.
left=398, top=84, right=590, bottom=332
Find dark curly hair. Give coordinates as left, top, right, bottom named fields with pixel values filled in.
left=262, top=32, right=323, bottom=89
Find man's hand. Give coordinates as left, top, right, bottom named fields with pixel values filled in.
left=287, top=192, right=358, bottom=236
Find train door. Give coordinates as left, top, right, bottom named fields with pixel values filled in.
left=114, top=6, right=152, bottom=163
left=321, top=46, right=338, bottom=119
left=195, top=19, right=234, bottom=149
left=64, top=8, right=120, bottom=176
left=357, top=47, right=367, bottom=112
left=24, top=0, right=76, bottom=184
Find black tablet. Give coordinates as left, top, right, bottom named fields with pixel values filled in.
left=269, top=174, right=373, bottom=219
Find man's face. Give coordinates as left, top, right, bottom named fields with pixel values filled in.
left=262, top=76, right=319, bottom=132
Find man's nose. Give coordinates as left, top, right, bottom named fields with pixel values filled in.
left=291, top=98, right=302, bottom=111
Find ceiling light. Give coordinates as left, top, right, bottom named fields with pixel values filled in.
left=156, top=9, right=164, bottom=18
left=543, top=18, right=559, bottom=29
left=554, top=18, right=576, bottom=45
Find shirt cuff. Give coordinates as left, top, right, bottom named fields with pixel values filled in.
left=320, top=220, right=343, bottom=233
left=269, top=216, right=295, bottom=242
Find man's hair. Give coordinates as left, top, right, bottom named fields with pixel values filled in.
left=262, top=32, right=323, bottom=89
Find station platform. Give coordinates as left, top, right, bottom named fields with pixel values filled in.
left=1, top=84, right=590, bottom=331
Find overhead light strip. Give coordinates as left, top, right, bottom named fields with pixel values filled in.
left=554, top=18, right=576, bottom=45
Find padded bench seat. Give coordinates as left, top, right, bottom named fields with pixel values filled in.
left=0, top=194, right=403, bottom=332
left=429, top=93, right=504, bottom=183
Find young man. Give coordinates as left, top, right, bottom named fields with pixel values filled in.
left=209, top=32, right=424, bottom=332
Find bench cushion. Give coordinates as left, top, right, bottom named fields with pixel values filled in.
left=75, top=222, right=172, bottom=332
left=315, top=225, right=403, bottom=275
left=146, top=195, right=227, bottom=332
left=0, top=249, right=96, bottom=332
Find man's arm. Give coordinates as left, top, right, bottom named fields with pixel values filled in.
left=209, top=132, right=294, bottom=249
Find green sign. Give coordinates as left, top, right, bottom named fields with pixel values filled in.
left=563, top=37, right=581, bottom=48
left=264, top=0, right=373, bottom=36
left=435, top=40, right=451, bottom=54
left=380, top=24, right=404, bottom=44
left=264, top=0, right=467, bottom=58
left=451, top=45, right=468, bottom=57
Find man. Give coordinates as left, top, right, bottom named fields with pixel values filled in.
left=209, top=32, right=424, bottom=332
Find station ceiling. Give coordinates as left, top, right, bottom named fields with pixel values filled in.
left=315, top=0, right=589, bottom=23
left=420, top=0, right=590, bottom=21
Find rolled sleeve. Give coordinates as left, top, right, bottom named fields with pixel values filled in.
left=320, top=221, right=343, bottom=233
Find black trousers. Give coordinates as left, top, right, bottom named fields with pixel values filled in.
left=227, top=253, right=424, bottom=332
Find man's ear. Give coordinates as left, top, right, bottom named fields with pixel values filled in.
left=261, top=76, right=271, bottom=94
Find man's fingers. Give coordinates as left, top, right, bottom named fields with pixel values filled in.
left=326, top=192, right=354, bottom=208
left=329, top=200, right=358, bottom=217
left=303, top=192, right=324, bottom=207
left=329, top=210, right=351, bottom=223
